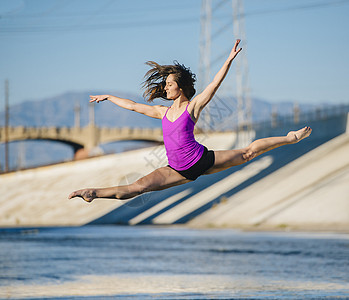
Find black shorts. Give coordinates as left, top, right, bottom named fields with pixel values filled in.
left=168, top=147, right=215, bottom=181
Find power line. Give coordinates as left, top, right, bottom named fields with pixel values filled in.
left=0, top=1, right=198, bottom=20
left=0, top=16, right=199, bottom=34
left=0, top=0, right=347, bottom=35
left=244, top=0, right=349, bottom=18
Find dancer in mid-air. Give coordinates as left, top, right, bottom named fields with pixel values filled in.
left=69, top=39, right=311, bottom=203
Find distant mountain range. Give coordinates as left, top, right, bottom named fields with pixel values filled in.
left=0, top=91, right=322, bottom=171
left=4, top=91, right=160, bottom=128
left=2, top=91, right=318, bottom=128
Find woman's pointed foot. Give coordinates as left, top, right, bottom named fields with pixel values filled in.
left=68, top=189, right=97, bottom=203
left=287, top=126, right=312, bottom=143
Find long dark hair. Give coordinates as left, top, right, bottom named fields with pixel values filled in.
left=142, top=61, right=196, bottom=102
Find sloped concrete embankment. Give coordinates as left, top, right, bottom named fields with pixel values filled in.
left=127, top=115, right=348, bottom=227
left=0, top=133, right=235, bottom=227
left=189, top=132, right=349, bottom=231
left=2, top=115, right=348, bottom=230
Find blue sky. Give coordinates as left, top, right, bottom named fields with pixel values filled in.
left=1, top=0, right=349, bottom=106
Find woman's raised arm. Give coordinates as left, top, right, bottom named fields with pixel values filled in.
left=89, top=95, right=165, bottom=119
left=190, top=39, right=242, bottom=118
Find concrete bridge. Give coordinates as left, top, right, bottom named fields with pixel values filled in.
left=0, top=125, right=164, bottom=153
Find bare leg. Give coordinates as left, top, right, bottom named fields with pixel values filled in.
left=248, top=126, right=312, bottom=156
left=68, top=166, right=190, bottom=203
left=206, top=126, right=312, bottom=174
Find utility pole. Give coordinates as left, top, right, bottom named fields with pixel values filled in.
left=4, top=79, right=9, bottom=173
left=89, top=101, right=95, bottom=126
left=198, top=0, right=252, bottom=132
left=199, top=0, right=211, bottom=93
left=232, top=0, right=252, bottom=130
left=74, top=101, right=81, bottom=128
left=87, top=101, right=98, bottom=150
left=198, top=0, right=212, bottom=131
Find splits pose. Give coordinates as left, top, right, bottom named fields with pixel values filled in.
left=69, top=40, right=311, bottom=203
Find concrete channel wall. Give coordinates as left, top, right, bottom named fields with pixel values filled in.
left=0, top=133, right=236, bottom=227
left=1, top=114, right=349, bottom=231
left=189, top=131, right=349, bottom=231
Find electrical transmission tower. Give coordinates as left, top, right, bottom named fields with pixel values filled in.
left=198, top=0, right=252, bottom=131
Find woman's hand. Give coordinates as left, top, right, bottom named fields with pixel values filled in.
left=89, top=95, right=109, bottom=103
left=88, top=94, right=165, bottom=119
left=228, top=39, right=242, bottom=61
left=189, top=39, right=243, bottom=119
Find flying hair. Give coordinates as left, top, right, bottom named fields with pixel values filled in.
left=142, top=61, right=196, bottom=102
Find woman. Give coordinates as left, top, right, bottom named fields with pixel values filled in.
left=69, top=40, right=311, bottom=202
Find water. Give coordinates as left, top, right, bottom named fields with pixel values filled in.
left=0, top=226, right=348, bottom=299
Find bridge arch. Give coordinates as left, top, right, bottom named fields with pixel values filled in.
left=0, top=126, right=164, bottom=155
left=0, top=127, right=84, bottom=153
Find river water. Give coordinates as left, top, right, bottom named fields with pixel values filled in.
left=0, top=226, right=348, bottom=299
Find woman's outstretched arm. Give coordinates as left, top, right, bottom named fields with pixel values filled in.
left=190, top=39, right=242, bottom=119
left=89, top=95, right=165, bottom=119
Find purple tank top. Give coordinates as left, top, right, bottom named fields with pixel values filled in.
left=162, top=103, right=204, bottom=170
